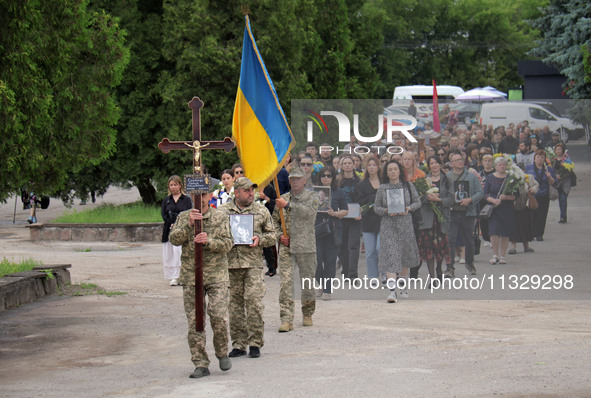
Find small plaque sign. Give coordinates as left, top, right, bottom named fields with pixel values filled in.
left=184, top=174, right=211, bottom=194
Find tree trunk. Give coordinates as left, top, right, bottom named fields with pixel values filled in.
left=137, top=179, right=157, bottom=205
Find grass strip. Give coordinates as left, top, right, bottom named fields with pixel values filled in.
left=0, top=257, right=43, bottom=278
left=52, top=202, right=162, bottom=224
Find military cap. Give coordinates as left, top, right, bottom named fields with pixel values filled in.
left=289, top=166, right=306, bottom=178
left=234, top=176, right=258, bottom=190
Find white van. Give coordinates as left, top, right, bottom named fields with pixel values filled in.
left=393, top=85, right=464, bottom=103
left=480, top=102, right=582, bottom=143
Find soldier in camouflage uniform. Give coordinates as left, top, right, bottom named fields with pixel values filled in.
left=273, top=166, right=320, bottom=332
left=218, top=177, right=276, bottom=358
left=169, top=192, right=233, bottom=379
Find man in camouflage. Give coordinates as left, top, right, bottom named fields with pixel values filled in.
left=218, top=177, right=276, bottom=358
left=169, top=192, right=233, bottom=379
left=273, top=166, right=319, bottom=332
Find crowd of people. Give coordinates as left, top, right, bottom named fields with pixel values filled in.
left=163, top=119, right=577, bottom=378
left=285, top=120, right=576, bottom=298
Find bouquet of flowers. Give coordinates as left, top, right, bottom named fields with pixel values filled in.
left=492, top=153, right=525, bottom=195
left=360, top=202, right=374, bottom=215
left=544, top=147, right=556, bottom=165
left=556, top=157, right=575, bottom=178
left=413, top=177, right=444, bottom=222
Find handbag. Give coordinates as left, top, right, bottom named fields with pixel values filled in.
left=479, top=204, right=494, bottom=219
left=549, top=184, right=559, bottom=201
left=527, top=192, right=539, bottom=210
left=514, top=185, right=528, bottom=211
left=480, top=176, right=506, bottom=219
left=315, top=219, right=332, bottom=239
left=571, top=172, right=577, bottom=187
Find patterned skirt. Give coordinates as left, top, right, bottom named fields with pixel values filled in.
left=417, top=219, right=451, bottom=263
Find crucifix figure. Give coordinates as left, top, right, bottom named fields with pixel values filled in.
left=158, top=97, right=235, bottom=331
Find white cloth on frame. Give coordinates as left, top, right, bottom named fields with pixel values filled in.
left=162, top=241, right=182, bottom=279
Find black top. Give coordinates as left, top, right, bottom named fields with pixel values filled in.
left=498, top=136, right=519, bottom=154
left=338, top=175, right=361, bottom=204
left=315, top=188, right=348, bottom=243
left=358, top=178, right=381, bottom=233
left=161, top=194, right=193, bottom=243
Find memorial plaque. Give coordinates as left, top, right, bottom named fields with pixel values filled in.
left=184, top=174, right=211, bottom=194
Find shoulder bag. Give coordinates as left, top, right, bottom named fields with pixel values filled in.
left=527, top=192, right=539, bottom=210
left=549, top=184, right=559, bottom=201
left=315, top=218, right=332, bottom=239
left=480, top=176, right=507, bottom=219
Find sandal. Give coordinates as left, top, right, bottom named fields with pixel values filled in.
left=489, top=255, right=498, bottom=264
left=499, top=257, right=507, bottom=264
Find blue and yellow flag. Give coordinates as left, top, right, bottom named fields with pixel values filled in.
left=232, top=16, right=295, bottom=188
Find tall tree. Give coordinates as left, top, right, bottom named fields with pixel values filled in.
left=159, top=0, right=320, bottom=177
left=530, top=0, right=591, bottom=99
left=373, top=0, right=541, bottom=97
left=87, top=0, right=169, bottom=205
left=0, top=0, right=129, bottom=203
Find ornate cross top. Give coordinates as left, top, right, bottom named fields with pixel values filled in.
left=158, top=97, right=235, bottom=332
left=158, top=98, right=234, bottom=174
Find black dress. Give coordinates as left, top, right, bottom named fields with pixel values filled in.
left=483, top=175, right=516, bottom=238
left=161, top=194, right=193, bottom=243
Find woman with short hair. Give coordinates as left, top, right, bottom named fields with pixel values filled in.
left=483, top=157, right=517, bottom=264
left=525, top=150, right=557, bottom=241
left=553, top=143, right=573, bottom=224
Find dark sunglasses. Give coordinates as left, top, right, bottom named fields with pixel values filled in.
left=320, top=174, right=332, bottom=178
left=300, top=162, right=313, bottom=167
left=235, top=170, right=244, bottom=174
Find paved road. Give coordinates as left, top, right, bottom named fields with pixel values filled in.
left=1, top=143, right=590, bottom=397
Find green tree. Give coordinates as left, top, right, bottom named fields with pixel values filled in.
left=159, top=1, right=320, bottom=180
left=530, top=0, right=591, bottom=99
left=0, top=0, right=129, bottom=203
left=86, top=0, right=169, bottom=205
left=373, top=0, right=541, bottom=97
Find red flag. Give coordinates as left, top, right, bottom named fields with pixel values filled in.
left=432, top=79, right=441, bottom=132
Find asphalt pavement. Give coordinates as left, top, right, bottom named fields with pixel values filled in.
left=1, top=143, right=590, bottom=397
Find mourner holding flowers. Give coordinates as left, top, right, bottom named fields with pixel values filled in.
left=483, top=154, right=523, bottom=265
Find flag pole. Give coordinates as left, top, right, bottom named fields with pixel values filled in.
left=273, top=175, right=288, bottom=237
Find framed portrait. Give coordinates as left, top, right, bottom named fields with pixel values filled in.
left=344, top=202, right=360, bottom=218
left=313, top=186, right=331, bottom=212
left=454, top=180, right=469, bottom=203
left=229, top=214, right=254, bottom=245
left=387, top=188, right=405, bottom=214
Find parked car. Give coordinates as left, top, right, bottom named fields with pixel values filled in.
left=450, top=103, right=482, bottom=125
left=480, top=102, right=584, bottom=143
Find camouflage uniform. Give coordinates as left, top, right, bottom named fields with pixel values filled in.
left=273, top=187, right=319, bottom=324
left=219, top=190, right=276, bottom=351
left=169, top=207, right=233, bottom=368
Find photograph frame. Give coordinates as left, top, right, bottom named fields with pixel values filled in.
left=344, top=202, right=360, bottom=218
left=387, top=188, right=406, bottom=214
left=313, top=186, right=331, bottom=213
left=229, top=214, right=255, bottom=245
left=454, top=180, right=469, bottom=203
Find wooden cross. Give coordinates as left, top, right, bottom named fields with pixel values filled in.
left=158, top=97, right=235, bottom=332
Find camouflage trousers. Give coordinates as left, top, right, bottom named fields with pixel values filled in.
left=183, top=282, right=229, bottom=368
left=228, top=268, right=265, bottom=350
left=278, top=249, right=317, bottom=323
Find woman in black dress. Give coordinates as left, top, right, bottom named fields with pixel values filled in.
left=483, top=157, right=517, bottom=265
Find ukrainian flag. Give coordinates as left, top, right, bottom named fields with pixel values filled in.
left=232, top=15, right=295, bottom=188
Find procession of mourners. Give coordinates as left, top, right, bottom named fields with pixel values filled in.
left=167, top=119, right=576, bottom=378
